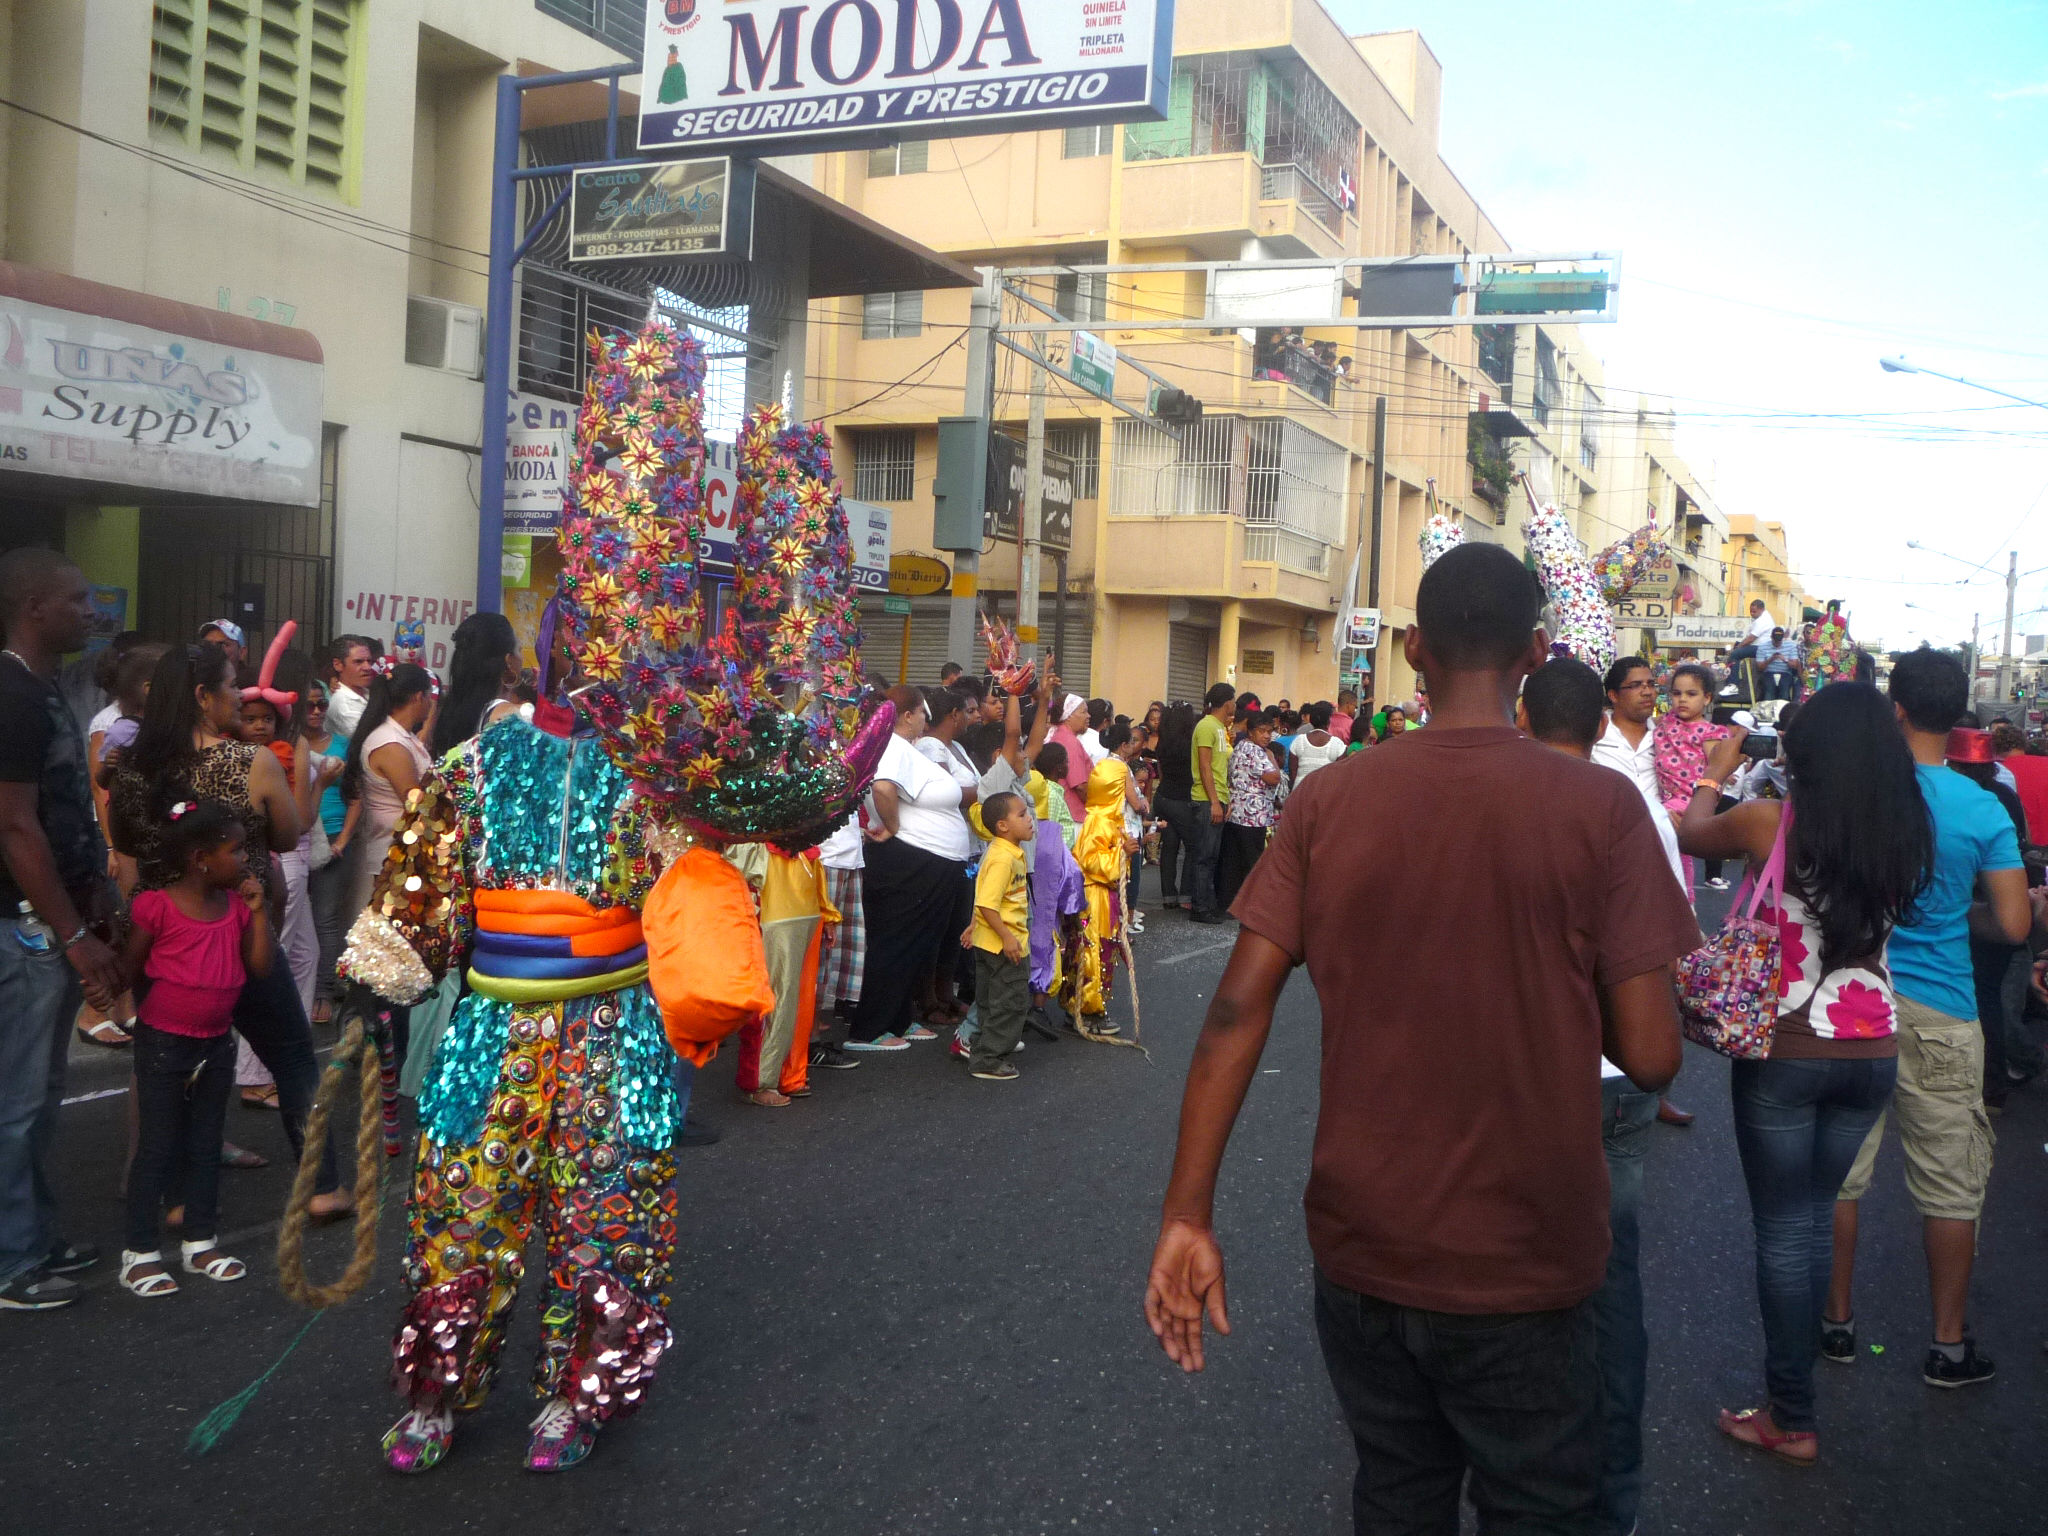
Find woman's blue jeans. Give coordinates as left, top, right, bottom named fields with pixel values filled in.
left=1729, top=1055, right=1897, bottom=1431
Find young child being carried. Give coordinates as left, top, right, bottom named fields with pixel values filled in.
left=1654, top=662, right=1733, bottom=820
left=118, top=797, right=274, bottom=1298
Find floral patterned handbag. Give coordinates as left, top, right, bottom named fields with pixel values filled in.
left=1675, top=806, right=1791, bottom=1060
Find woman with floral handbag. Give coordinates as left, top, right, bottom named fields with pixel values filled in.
left=1677, top=682, right=1932, bottom=1465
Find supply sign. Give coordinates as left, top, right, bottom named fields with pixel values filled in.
left=638, top=0, right=1175, bottom=153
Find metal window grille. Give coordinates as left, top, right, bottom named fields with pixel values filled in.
left=868, top=139, right=930, bottom=177
left=150, top=0, right=358, bottom=194
left=1533, top=333, right=1560, bottom=428
left=1047, top=422, right=1100, bottom=499
left=1110, top=415, right=1342, bottom=575
left=851, top=429, right=917, bottom=502
left=1063, top=123, right=1111, bottom=158
left=1052, top=271, right=1107, bottom=326
left=862, top=290, right=924, bottom=340
left=1259, top=57, right=1358, bottom=227
left=536, top=0, right=646, bottom=60
left=1476, top=325, right=1515, bottom=392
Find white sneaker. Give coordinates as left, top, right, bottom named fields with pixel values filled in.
left=1127, top=912, right=1146, bottom=935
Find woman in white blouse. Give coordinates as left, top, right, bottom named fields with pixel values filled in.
left=845, top=685, right=973, bottom=1052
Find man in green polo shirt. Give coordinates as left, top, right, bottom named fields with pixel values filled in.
left=1188, top=683, right=1236, bottom=923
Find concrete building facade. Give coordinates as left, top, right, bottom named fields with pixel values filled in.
left=801, top=0, right=1562, bottom=709
left=0, top=0, right=649, bottom=667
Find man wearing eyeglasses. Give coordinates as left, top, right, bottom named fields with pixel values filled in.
left=1591, top=657, right=1661, bottom=801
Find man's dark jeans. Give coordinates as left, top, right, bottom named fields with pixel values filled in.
left=1729, top=1055, right=1896, bottom=1433
left=1313, top=1268, right=1604, bottom=1535
left=1186, top=806, right=1225, bottom=917
left=1593, top=1079, right=1658, bottom=1536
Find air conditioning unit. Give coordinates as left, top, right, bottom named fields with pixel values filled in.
left=405, top=295, right=483, bottom=377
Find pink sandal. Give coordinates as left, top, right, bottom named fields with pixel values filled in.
left=1717, top=1406, right=1817, bottom=1465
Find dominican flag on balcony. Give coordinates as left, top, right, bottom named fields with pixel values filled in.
left=1337, top=169, right=1358, bottom=211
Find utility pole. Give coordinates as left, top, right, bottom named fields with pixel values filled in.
left=1366, top=395, right=1387, bottom=608
left=1019, top=330, right=1048, bottom=663
left=1971, top=611, right=1981, bottom=702
left=2000, top=550, right=2018, bottom=704
left=948, top=275, right=1000, bottom=669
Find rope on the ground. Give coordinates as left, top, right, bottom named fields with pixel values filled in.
left=276, top=1005, right=388, bottom=1309
left=1075, top=931, right=1150, bottom=1060
left=185, top=1309, right=326, bottom=1455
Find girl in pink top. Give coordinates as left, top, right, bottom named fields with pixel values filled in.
left=118, top=798, right=274, bottom=1299
left=1654, top=663, right=1732, bottom=817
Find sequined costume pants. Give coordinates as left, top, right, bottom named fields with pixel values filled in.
left=396, top=992, right=677, bottom=1416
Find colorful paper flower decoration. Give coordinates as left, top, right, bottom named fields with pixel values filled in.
left=556, top=319, right=891, bottom=849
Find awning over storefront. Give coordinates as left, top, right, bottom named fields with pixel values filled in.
left=0, top=262, right=326, bottom=507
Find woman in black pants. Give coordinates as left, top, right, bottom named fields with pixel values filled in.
left=1151, top=703, right=1200, bottom=910
left=846, top=685, right=973, bottom=1053
left=105, top=645, right=346, bottom=1216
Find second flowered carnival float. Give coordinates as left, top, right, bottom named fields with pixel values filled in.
left=292, top=319, right=891, bottom=1475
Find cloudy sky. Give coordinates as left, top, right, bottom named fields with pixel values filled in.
left=1329, top=0, right=2048, bottom=656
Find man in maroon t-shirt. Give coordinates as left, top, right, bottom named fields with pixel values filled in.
left=1144, top=544, right=1697, bottom=1533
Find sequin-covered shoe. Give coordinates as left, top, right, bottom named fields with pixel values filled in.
left=382, top=1403, right=455, bottom=1473
left=524, top=1398, right=596, bottom=1473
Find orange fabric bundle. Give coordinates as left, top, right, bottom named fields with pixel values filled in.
left=474, top=890, right=643, bottom=938
left=642, top=846, right=774, bottom=1065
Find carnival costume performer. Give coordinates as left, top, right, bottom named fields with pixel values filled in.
left=335, top=322, right=890, bottom=1477
left=1066, top=755, right=1135, bottom=1028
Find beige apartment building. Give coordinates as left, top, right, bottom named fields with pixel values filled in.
left=1725, top=514, right=1806, bottom=630
left=0, top=1, right=657, bottom=663
left=800, top=0, right=1595, bottom=709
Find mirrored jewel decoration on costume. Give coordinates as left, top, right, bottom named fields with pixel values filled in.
left=555, top=321, right=891, bottom=850
left=1595, top=523, right=1671, bottom=605
left=1520, top=475, right=1617, bottom=675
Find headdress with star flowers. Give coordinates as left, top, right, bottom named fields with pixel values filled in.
left=556, top=320, right=891, bottom=850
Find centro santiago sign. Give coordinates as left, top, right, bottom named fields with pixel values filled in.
left=639, top=0, right=1174, bottom=152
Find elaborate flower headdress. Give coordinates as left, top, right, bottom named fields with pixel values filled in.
left=556, top=320, right=890, bottom=849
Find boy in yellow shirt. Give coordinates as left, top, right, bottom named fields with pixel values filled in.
left=965, top=792, right=1033, bottom=1082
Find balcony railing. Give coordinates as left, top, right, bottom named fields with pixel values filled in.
left=1253, top=331, right=1335, bottom=405
left=1243, top=524, right=1330, bottom=576
left=1259, top=161, right=1344, bottom=236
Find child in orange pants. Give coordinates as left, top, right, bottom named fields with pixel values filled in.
left=729, top=844, right=838, bottom=1107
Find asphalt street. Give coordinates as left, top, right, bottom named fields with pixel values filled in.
left=11, top=874, right=2048, bottom=1535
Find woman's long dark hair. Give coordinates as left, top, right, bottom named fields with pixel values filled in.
left=1154, top=702, right=1197, bottom=779
left=126, top=644, right=234, bottom=786
left=1782, top=682, right=1933, bottom=971
left=341, top=663, right=433, bottom=802
left=430, top=611, right=517, bottom=757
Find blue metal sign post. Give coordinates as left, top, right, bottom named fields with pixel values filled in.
left=476, top=62, right=637, bottom=612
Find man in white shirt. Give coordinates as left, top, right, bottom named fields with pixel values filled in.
left=324, top=633, right=377, bottom=739
left=1520, top=657, right=1693, bottom=1536
left=1590, top=657, right=1660, bottom=802
left=1745, top=599, right=1776, bottom=644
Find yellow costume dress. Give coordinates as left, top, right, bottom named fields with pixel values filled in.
left=1066, top=757, right=1131, bottom=1019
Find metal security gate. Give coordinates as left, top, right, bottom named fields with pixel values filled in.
left=138, top=427, right=338, bottom=656
left=1168, top=622, right=1212, bottom=706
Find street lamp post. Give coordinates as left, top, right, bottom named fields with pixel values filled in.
left=1879, top=357, right=2048, bottom=411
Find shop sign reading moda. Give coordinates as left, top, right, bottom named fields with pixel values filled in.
left=637, top=0, right=1175, bottom=152
left=0, top=296, right=323, bottom=505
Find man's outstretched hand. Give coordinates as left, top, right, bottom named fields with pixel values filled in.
left=1145, top=1217, right=1230, bottom=1372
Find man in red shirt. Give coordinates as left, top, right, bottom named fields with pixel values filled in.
left=1143, top=543, right=1697, bottom=1533
left=1992, top=722, right=2048, bottom=848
